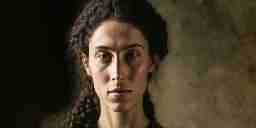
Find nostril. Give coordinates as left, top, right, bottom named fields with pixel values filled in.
left=112, top=77, right=117, bottom=81
left=111, top=75, right=124, bottom=81
left=112, top=76, right=119, bottom=81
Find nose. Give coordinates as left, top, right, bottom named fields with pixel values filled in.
left=111, top=75, right=122, bottom=81
left=110, top=55, right=128, bottom=81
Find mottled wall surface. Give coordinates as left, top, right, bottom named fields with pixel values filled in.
left=148, top=0, right=256, bottom=128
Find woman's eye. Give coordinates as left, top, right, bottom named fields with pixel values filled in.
left=125, top=49, right=141, bottom=64
left=95, top=52, right=112, bottom=64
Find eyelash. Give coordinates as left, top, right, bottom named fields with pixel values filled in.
left=95, top=49, right=142, bottom=65
left=125, top=49, right=141, bottom=63
left=95, top=51, right=112, bottom=64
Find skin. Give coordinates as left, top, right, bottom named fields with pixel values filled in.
left=82, top=20, right=156, bottom=128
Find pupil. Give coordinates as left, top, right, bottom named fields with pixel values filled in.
left=126, top=50, right=136, bottom=64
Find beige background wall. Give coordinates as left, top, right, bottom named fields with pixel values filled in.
left=148, top=0, right=256, bottom=128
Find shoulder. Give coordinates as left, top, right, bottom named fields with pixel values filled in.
left=40, top=111, right=70, bottom=128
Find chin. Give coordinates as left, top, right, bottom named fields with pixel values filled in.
left=110, top=102, right=133, bottom=112
left=113, top=108, right=129, bottom=112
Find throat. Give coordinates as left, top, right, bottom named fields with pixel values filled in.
left=98, top=102, right=148, bottom=128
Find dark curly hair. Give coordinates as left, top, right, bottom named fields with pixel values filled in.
left=64, top=0, right=168, bottom=127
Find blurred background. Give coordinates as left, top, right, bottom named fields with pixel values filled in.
left=149, top=0, right=256, bottom=128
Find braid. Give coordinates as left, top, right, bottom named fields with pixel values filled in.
left=143, top=90, right=163, bottom=128
left=64, top=89, right=100, bottom=128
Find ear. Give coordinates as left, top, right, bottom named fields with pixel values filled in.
left=81, top=52, right=92, bottom=76
left=148, top=55, right=159, bottom=73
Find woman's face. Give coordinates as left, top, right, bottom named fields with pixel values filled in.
left=83, top=20, right=155, bottom=112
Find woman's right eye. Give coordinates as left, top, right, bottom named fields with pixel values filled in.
left=95, top=51, right=112, bottom=64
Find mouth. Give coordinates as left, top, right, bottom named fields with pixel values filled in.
left=108, top=88, right=132, bottom=102
left=108, top=89, right=132, bottom=94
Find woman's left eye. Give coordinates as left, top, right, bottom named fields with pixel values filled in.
left=125, top=49, right=141, bottom=64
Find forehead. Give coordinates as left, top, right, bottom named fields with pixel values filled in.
left=89, top=20, right=148, bottom=51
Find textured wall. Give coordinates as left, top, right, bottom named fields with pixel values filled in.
left=148, top=0, right=256, bottom=128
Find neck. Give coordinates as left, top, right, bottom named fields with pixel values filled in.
left=98, top=101, right=148, bottom=128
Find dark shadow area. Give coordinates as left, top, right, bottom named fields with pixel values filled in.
left=2, top=0, right=81, bottom=128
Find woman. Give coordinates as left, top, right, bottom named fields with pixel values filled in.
left=63, top=0, right=168, bottom=128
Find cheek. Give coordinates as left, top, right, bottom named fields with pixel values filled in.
left=132, top=66, right=149, bottom=95
left=91, top=69, right=110, bottom=85
left=137, top=65, right=150, bottom=77
left=89, top=64, right=110, bottom=96
left=131, top=62, right=151, bottom=86
left=134, top=59, right=152, bottom=78
left=89, top=58, right=110, bottom=83
left=90, top=70, right=110, bottom=98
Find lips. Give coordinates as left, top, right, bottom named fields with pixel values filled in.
left=108, top=88, right=132, bottom=94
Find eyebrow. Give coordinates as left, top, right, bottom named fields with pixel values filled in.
left=95, top=44, right=145, bottom=51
